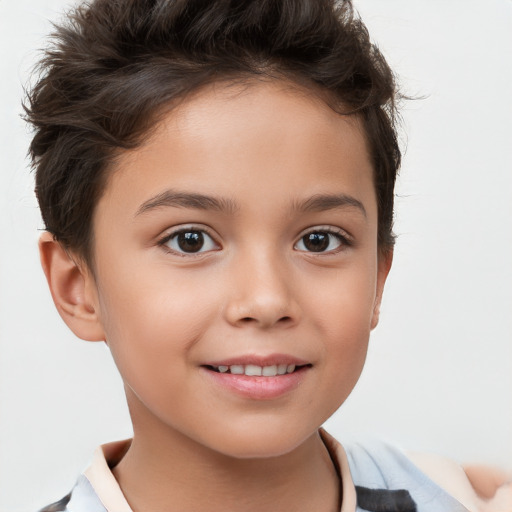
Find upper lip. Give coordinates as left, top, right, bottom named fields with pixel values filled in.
left=202, top=354, right=310, bottom=367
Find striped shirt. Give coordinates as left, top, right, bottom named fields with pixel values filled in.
left=40, top=430, right=472, bottom=512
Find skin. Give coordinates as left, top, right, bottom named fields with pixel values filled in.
left=41, top=80, right=392, bottom=512
left=38, top=80, right=512, bottom=512
left=463, top=465, right=512, bottom=511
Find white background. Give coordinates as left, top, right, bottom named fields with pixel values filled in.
left=1, top=1, right=511, bottom=511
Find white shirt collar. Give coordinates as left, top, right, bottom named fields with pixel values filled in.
left=82, top=429, right=356, bottom=512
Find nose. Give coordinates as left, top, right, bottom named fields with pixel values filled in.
left=223, top=249, right=300, bottom=329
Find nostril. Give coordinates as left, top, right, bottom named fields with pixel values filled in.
left=237, top=315, right=292, bottom=326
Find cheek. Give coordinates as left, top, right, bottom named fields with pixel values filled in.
left=303, top=261, right=376, bottom=392
left=95, top=268, right=220, bottom=385
left=99, top=259, right=218, bottom=334
left=306, top=260, right=377, bottom=337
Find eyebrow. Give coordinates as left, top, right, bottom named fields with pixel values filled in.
left=136, top=190, right=239, bottom=216
left=292, top=194, right=367, bottom=217
left=135, top=190, right=366, bottom=218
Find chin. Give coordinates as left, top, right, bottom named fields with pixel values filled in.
left=200, top=423, right=315, bottom=460
left=217, top=441, right=301, bottom=460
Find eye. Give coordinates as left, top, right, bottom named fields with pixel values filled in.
left=161, top=228, right=219, bottom=254
left=294, top=229, right=350, bottom=253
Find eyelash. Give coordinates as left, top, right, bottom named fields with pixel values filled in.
left=157, top=226, right=220, bottom=256
left=294, top=227, right=353, bottom=254
left=157, top=225, right=353, bottom=256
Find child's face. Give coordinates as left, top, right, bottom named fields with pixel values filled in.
left=83, top=80, right=391, bottom=457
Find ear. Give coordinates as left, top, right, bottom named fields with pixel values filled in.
left=39, top=232, right=105, bottom=342
left=370, top=248, right=393, bottom=330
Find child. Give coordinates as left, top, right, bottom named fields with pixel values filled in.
left=22, top=1, right=511, bottom=511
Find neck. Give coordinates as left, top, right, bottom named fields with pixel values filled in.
left=112, top=403, right=340, bottom=512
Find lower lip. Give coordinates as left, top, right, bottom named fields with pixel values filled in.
left=201, top=367, right=309, bottom=400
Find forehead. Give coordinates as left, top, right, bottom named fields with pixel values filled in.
left=101, top=79, right=376, bottom=219
left=149, top=79, right=369, bottom=166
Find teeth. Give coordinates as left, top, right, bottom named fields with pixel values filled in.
left=213, top=364, right=298, bottom=376
left=262, top=365, right=277, bottom=377
left=245, top=364, right=262, bottom=376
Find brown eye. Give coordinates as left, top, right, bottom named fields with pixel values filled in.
left=294, top=230, right=346, bottom=253
left=177, top=231, right=204, bottom=252
left=302, top=233, right=329, bottom=252
left=164, top=229, right=218, bottom=254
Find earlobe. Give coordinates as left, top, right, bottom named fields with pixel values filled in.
left=370, top=249, right=393, bottom=330
left=39, top=232, right=105, bottom=342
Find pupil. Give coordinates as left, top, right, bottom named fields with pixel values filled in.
left=178, top=231, right=204, bottom=252
left=304, top=232, right=329, bottom=252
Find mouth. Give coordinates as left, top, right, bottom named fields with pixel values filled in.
left=203, top=363, right=311, bottom=377
left=201, top=357, right=312, bottom=399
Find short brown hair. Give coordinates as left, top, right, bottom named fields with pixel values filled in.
left=25, top=0, right=401, bottom=263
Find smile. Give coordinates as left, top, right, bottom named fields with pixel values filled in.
left=206, top=364, right=303, bottom=376
left=201, top=355, right=312, bottom=399
left=202, top=362, right=311, bottom=400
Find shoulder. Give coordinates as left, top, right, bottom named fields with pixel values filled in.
left=37, top=493, right=71, bottom=512
left=343, top=439, right=473, bottom=511
left=37, top=439, right=132, bottom=512
left=37, top=474, right=108, bottom=512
